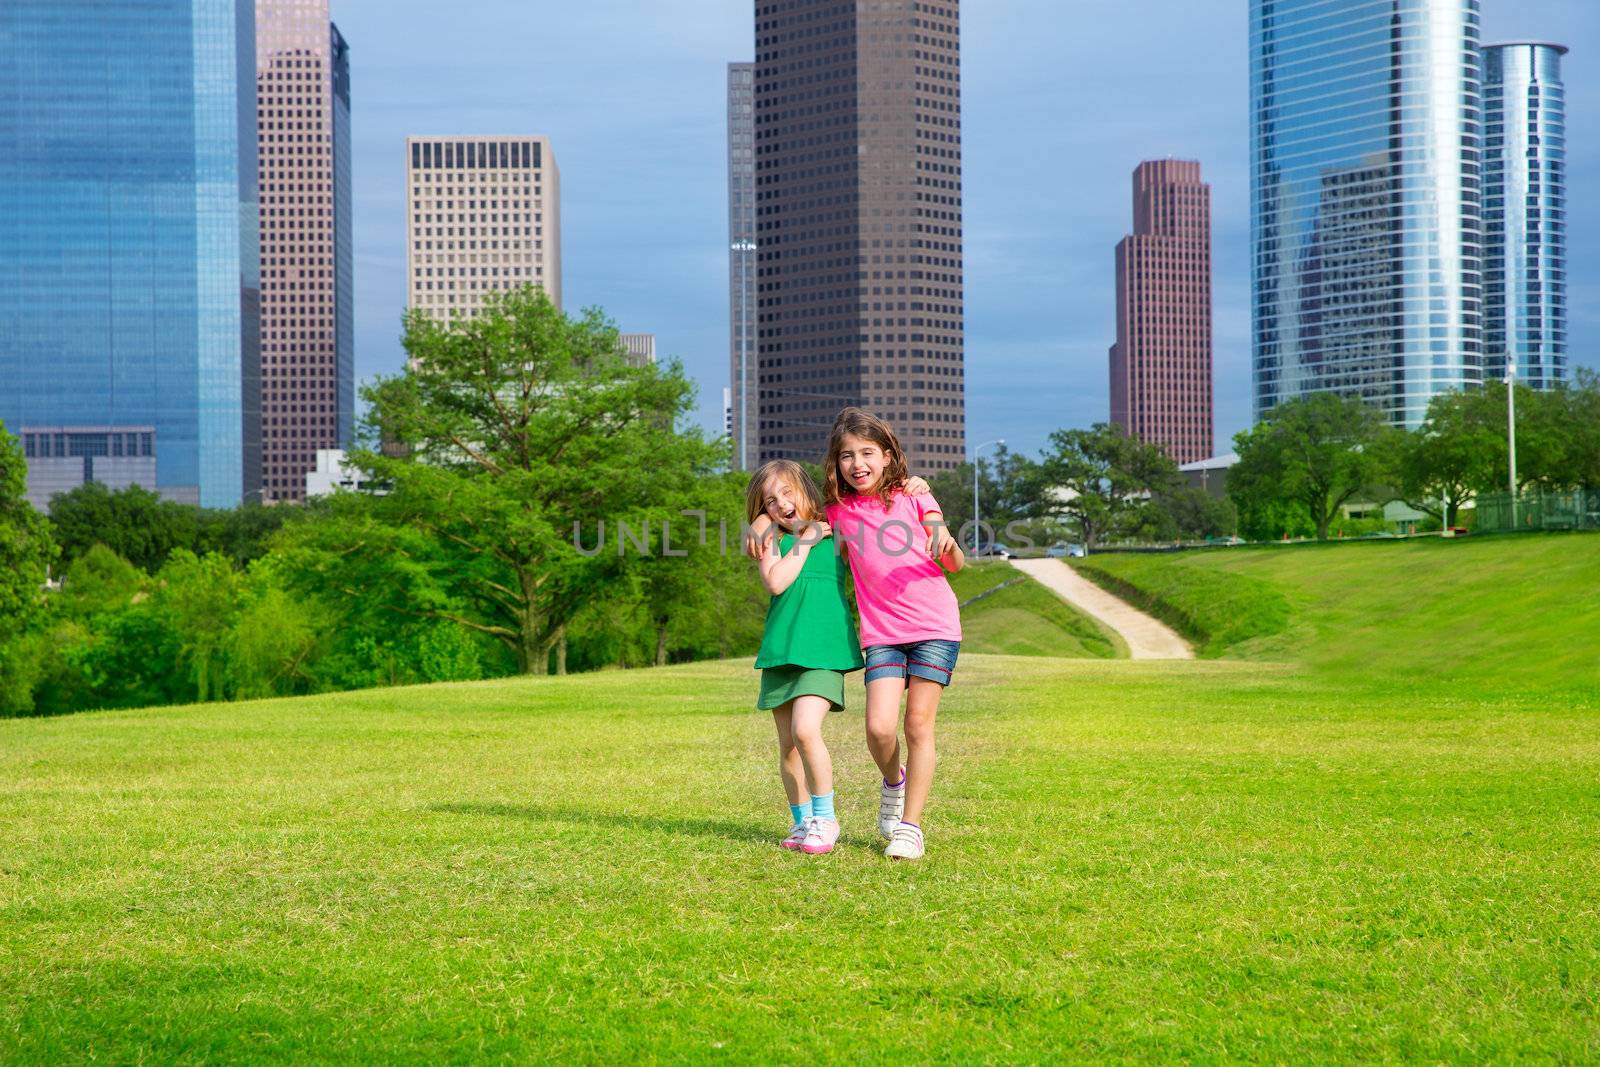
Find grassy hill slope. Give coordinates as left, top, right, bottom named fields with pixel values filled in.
left=1075, top=533, right=1600, bottom=695
left=949, top=562, right=1122, bottom=659
left=3, top=536, right=1598, bottom=1060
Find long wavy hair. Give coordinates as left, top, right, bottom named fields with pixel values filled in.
left=823, top=407, right=909, bottom=508
left=745, top=459, right=826, bottom=530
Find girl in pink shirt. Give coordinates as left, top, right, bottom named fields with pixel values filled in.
left=823, top=407, right=964, bottom=861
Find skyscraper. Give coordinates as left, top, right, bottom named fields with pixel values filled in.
left=754, top=0, right=966, bottom=472
left=256, top=0, right=353, bottom=504
left=726, top=61, right=757, bottom=471
left=0, top=0, right=259, bottom=510
left=1110, top=160, right=1214, bottom=464
left=1482, top=41, right=1568, bottom=390
left=1250, top=0, right=1483, bottom=429
left=619, top=333, right=657, bottom=367
left=405, top=136, right=561, bottom=320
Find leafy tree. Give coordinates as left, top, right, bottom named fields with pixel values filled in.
left=58, top=544, right=146, bottom=618
left=155, top=550, right=243, bottom=702
left=1034, top=424, right=1179, bottom=551
left=1559, top=370, right=1600, bottom=488
left=353, top=287, right=721, bottom=674
left=924, top=446, right=1046, bottom=548
left=0, top=420, right=59, bottom=714
left=1151, top=486, right=1238, bottom=541
left=1382, top=389, right=1501, bottom=526
left=1229, top=393, right=1391, bottom=541
left=47, top=482, right=199, bottom=572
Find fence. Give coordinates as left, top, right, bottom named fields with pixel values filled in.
left=1474, top=488, right=1600, bottom=533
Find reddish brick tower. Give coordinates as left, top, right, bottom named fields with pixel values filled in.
left=1109, top=159, right=1213, bottom=464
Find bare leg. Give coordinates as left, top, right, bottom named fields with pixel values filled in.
left=864, top=677, right=905, bottom=781
left=771, top=705, right=805, bottom=808
left=788, top=695, right=835, bottom=799
left=902, top=678, right=944, bottom=826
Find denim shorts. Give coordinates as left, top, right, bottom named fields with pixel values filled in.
left=863, top=639, right=960, bottom=687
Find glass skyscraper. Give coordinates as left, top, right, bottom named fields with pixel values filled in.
left=1482, top=41, right=1567, bottom=390
left=0, top=0, right=260, bottom=509
left=1251, top=0, right=1484, bottom=428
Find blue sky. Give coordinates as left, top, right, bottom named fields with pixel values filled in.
left=334, top=0, right=1597, bottom=463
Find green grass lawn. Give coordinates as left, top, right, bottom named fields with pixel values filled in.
left=950, top=562, right=1122, bottom=659
left=3, top=535, right=1598, bottom=1061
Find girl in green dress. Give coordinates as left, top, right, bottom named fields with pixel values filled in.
left=746, top=460, right=864, bottom=855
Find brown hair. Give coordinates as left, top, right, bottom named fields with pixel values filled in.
left=823, top=407, right=909, bottom=508
left=745, top=459, right=827, bottom=529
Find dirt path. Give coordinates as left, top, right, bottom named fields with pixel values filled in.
left=1008, top=557, right=1194, bottom=660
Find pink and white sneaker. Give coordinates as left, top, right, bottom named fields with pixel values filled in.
left=801, top=817, right=840, bottom=855
left=781, top=820, right=810, bottom=850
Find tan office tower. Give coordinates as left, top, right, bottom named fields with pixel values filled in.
left=256, top=0, right=353, bottom=504
left=754, top=0, right=965, bottom=473
left=405, top=136, right=561, bottom=321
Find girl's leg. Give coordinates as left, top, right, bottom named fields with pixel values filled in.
left=788, top=695, right=834, bottom=799
left=771, top=705, right=805, bottom=809
left=902, top=678, right=944, bottom=826
left=863, top=677, right=906, bottom=780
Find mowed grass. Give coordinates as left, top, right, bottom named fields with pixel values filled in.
left=3, top=535, right=1600, bottom=1061
left=951, top=562, right=1122, bottom=659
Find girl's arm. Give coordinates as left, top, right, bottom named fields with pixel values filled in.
left=922, top=511, right=964, bottom=573
left=757, top=529, right=817, bottom=595
left=744, top=513, right=774, bottom=560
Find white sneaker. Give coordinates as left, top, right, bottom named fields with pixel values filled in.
left=878, top=770, right=906, bottom=839
left=781, top=819, right=810, bottom=851
left=801, top=817, right=840, bottom=855
left=884, top=822, right=924, bottom=861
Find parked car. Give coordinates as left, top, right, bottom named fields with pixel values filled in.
left=1045, top=541, right=1086, bottom=558
left=972, top=542, right=1013, bottom=560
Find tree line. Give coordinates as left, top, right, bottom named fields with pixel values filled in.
left=2, top=286, right=1594, bottom=716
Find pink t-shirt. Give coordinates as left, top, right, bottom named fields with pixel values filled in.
left=827, top=490, right=962, bottom=647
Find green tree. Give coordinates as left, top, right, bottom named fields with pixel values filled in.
left=354, top=287, right=721, bottom=674
left=47, top=482, right=200, bottom=571
left=58, top=544, right=147, bottom=618
left=1151, top=486, right=1238, bottom=541
left=1034, top=424, right=1179, bottom=551
left=925, top=446, right=1046, bottom=547
left=1229, top=393, right=1391, bottom=542
left=0, top=420, right=59, bottom=714
left=155, top=550, right=243, bottom=702
left=1381, top=389, right=1501, bottom=526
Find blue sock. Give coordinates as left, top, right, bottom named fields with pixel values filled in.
left=811, top=792, right=836, bottom=821
left=790, top=802, right=808, bottom=827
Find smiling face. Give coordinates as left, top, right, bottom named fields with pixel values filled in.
left=837, top=432, right=890, bottom=496
left=761, top=473, right=807, bottom=532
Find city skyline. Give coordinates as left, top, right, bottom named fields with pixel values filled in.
left=323, top=0, right=1592, bottom=467
left=7, top=3, right=1584, bottom=481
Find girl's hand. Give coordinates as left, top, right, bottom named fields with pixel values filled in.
left=744, top=514, right=775, bottom=559
left=795, top=520, right=831, bottom=546
left=905, top=476, right=932, bottom=495
left=926, top=520, right=956, bottom=562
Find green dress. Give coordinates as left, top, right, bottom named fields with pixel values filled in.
left=754, top=534, right=864, bottom=711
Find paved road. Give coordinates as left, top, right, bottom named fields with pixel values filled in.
left=1008, top=557, right=1194, bottom=660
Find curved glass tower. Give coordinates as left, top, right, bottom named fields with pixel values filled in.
left=1251, top=0, right=1484, bottom=428
left=1482, top=42, right=1567, bottom=390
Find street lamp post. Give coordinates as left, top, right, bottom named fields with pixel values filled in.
left=972, top=439, right=1004, bottom=556
left=1506, top=363, right=1519, bottom=529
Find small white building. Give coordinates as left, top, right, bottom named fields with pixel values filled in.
left=305, top=449, right=381, bottom=498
